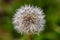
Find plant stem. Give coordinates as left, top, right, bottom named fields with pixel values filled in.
left=28, top=31, right=31, bottom=40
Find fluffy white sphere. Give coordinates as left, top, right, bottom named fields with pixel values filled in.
left=13, top=5, right=45, bottom=34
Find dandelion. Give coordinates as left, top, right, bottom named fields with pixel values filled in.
left=13, top=5, right=45, bottom=40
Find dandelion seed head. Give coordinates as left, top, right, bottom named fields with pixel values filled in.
left=13, top=5, right=45, bottom=34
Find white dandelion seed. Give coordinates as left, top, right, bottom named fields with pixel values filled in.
left=13, top=5, right=45, bottom=34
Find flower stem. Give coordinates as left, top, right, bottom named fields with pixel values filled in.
left=28, top=31, right=31, bottom=40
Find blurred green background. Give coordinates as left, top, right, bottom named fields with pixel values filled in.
left=0, top=0, right=60, bottom=40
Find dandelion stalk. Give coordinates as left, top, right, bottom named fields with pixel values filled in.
left=28, top=31, right=31, bottom=40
